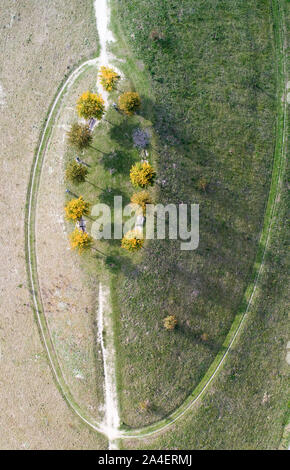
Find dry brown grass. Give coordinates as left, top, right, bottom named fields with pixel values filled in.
left=0, top=0, right=106, bottom=449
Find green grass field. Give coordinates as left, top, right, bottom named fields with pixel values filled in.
left=123, top=99, right=289, bottom=449
left=64, top=0, right=288, bottom=444
left=107, top=0, right=281, bottom=428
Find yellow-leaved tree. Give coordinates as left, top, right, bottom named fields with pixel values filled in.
left=130, top=161, right=156, bottom=188
left=67, top=122, right=92, bottom=149
left=130, top=190, right=152, bottom=215
left=65, top=196, right=90, bottom=221
left=118, top=91, right=141, bottom=115
left=121, top=229, right=144, bottom=252
left=65, top=161, right=88, bottom=184
left=69, top=228, right=92, bottom=253
left=77, top=91, right=105, bottom=120
left=99, top=66, right=120, bottom=91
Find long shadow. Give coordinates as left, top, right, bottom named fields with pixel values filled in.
left=108, top=120, right=137, bottom=146
left=89, top=145, right=109, bottom=155
left=176, top=324, right=221, bottom=354
left=101, top=149, right=136, bottom=175
left=98, top=187, right=130, bottom=206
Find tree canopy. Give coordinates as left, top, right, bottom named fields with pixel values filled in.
left=69, top=228, right=92, bottom=253
left=65, top=196, right=90, bottom=221
left=99, top=66, right=120, bottom=91
left=121, top=229, right=144, bottom=252
left=67, top=122, right=92, bottom=149
left=118, top=91, right=141, bottom=115
left=130, top=161, right=156, bottom=188
left=130, top=190, right=152, bottom=215
left=65, top=161, right=88, bottom=184
left=77, top=91, right=105, bottom=120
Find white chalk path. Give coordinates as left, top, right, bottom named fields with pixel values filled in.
left=93, top=0, right=121, bottom=448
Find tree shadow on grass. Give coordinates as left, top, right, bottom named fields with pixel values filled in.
left=101, top=149, right=136, bottom=175
left=176, top=324, right=220, bottom=354
left=108, top=120, right=137, bottom=146
left=98, top=187, right=130, bottom=206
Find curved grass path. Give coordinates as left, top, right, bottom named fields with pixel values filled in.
left=24, top=0, right=287, bottom=442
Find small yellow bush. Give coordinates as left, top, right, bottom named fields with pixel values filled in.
left=130, top=190, right=152, bottom=215
left=163, top=315, right=177, bottom=331
left=77, top=91, right=105, bottom=120
left=121, top=229, right=144, bottom=252
left=99, top=66, right=120, bottom=91
left=197, top=177, right=208, bottom=191
left=130, top=161, right=156, bottom=188
left=69, top=228, right=92, bottom=253
left=65, top=196, right=90, bottom=221
left=118, top=91, right=141, bottom=115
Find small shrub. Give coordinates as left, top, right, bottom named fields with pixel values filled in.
left=139, top=400, right=150, bottom=412
left=67, top=123, right=92, bottom=149
left=69, top=228, right=92, bottom=253
left=121, top=229, right=144, bottom=252
left=65, top=161, right=88, bottom=184
left=130, top=190, right=152, bottom=215
left=201, top=333, right=209, bottom=342
left=77, top=91, right=105, bottom=120
left=130, top=161, right=156, bottom=188
left=118, top=92, right=141, bottom=115
left=65, top=196, right=90, bottom=221
left=163, top=315, right=178, bottom=331
left=197, top=177, right=208, bottom=192
left=149, top=30, right=165, bottom=41
left=99, top=66, right=120, bottom=91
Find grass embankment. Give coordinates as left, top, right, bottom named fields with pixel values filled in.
left=121, top=0, right=289, bottom=448
left=107, top=0, right=280, bottom=428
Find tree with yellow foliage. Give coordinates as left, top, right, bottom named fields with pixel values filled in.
left=130, top=161, right=156, bottom=188
left=67, top=122, right=92, bottom=149
left=163, top=315, right=178, bottom=331
left=65, top=161, right=88, bottom=184
left=77, top=91, right=105, bottom=120
left=65, top=196, right=90, bottom=221
left=99, top=66, right=120, bottom=91
left=69, top=228, right=92, bottom=253
left=118, top=91, right=141, bottom=115
left=130, top=190, right=152, bottom=215
left=121, top=229, right=144, bottom=252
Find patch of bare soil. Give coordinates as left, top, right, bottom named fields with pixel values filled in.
left=0, top=0, right=106, bottom=449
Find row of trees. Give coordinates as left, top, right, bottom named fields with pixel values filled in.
left=64, top=65, right=157, bottom=254
left=64, top=67, right=179, bottom=333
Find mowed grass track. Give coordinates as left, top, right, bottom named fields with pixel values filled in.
left=111, top=0, right=278, bottom=427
